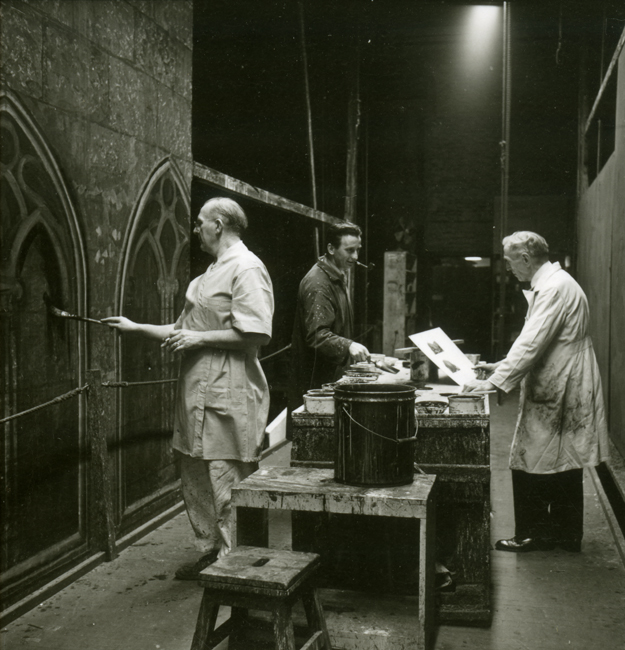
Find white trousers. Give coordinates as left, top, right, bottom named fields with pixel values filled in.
left=179, top=453, right=258, bottom=558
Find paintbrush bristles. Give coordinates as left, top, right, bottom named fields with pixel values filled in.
left=43, top=293, right=104, bottom=325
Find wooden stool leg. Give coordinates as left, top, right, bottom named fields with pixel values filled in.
left=272, top=602, right=296, bottom=650
left=301, top=588, right=331, bottom=650
left=190, top=590, right=220, bottom=650
left=228, top=607, right=249, bottom=650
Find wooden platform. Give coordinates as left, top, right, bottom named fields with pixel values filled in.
left=231, top=467, right=438, bottom=650
left=415, top=405, right=491, bottom=626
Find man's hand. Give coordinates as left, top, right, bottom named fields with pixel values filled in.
left=472, top=362, right=498, bottom=375
left=349, top=341, right=370, bottom=363
left=162, top=329, right=206, bottom=353
left=102, top=316, right=138, bottom=333
left=462, top=379, right=496, bottom=393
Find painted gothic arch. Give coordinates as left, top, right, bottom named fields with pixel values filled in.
left=0, top=90, right=88, bottom=583
left=114, top=159, right=190, bottom=523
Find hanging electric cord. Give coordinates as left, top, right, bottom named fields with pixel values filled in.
left=555, top=2, right=563, bottom=65
left=496, top=2, right=512, bottom=408
left=298, top=0, right=320, bottom=259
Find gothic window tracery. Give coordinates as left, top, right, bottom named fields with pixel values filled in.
left=1, top=93, right=87, bottom=575
left=117, top=162, right=189, bottom=516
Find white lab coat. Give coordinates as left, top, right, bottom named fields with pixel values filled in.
left=490, top=262, right=609, bottom=474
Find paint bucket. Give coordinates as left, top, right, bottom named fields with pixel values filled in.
left=304, top=394, right=334, bottom=414
left=334, top=383, right=417, bottom=486
left=448, top=394, right=485, bottom=415
left=415, top=393, right=449, bottom=415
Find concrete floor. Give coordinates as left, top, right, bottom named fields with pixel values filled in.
left=2, top=393, right=625, bottom=650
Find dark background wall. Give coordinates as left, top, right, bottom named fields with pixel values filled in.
left=191, top=1, right=599, bottom=360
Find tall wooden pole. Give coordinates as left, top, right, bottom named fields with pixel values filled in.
left=86, top=369, right=117, bottom=561
left=344, top=45, right=361, bottom=223
left=298, top=1, right=320, bottom=258
left=497, top=2, right=512, bottom=369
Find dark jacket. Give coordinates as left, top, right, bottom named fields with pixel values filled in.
left=290, top=256, right=353, bottom=404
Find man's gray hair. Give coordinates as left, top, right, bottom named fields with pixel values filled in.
left=203, top=197, right=248, bottom=235
left=503, top=231, right=549, bottom=261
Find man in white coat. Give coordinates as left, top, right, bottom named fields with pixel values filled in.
left=464, top=231, right=609, bottom=552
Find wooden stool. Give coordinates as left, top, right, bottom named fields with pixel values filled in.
left=190, top=546, right=331, bottom=650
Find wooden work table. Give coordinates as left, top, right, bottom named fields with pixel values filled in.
left=291, top=368, right=492, bottom=626
left=231, top=466, right=438, bottom=650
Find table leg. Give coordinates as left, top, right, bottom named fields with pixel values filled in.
left=419, top=496, right=437, bottom=650
left=190, top=590, right=219, bottom=650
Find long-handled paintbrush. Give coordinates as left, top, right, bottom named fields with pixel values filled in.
left=43, top=293, right=105, bottom=325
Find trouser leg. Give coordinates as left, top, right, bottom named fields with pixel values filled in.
left=207, top=459, right=258, bottom=557
left=512, top=468, right=584, bottom=542
left=512, top=470, right=551, bottom=540
left=549, top=468, right=583, bottom=542
left=179, top=452, right=222, bottom=553
left=179, top=453, right=257, bottom=554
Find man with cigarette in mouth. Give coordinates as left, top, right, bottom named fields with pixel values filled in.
left=290, top=222, right=370, bottom=404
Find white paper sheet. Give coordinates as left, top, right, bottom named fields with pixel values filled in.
left=409, top=327, right=477, bottom=385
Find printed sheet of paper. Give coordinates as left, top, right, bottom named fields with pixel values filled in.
left=409, top=327, right=476, bottom=385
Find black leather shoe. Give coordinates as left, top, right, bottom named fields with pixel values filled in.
left=174, top=550, right=219, bottom=580
left=435, top=572, right=456, bottom=592
left=495, top=537, right=555, bottom=552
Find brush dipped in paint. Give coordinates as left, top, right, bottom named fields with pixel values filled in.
left=43, top=293, right=105, bottom=325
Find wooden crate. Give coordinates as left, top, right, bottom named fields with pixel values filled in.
left=415, top=406, right=491, bottom=626
left=290, top=401, right=492, bottom=626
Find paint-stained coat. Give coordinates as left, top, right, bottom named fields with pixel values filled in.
left=291, top=255, right=353, bottom=402
left=490, top=261, right=609, bottom=474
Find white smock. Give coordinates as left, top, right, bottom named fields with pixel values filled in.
left=489, top=261, right=609, bottom=474
left=172, top=241, right=274, bottom=462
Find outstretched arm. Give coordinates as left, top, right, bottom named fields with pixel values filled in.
left=102, top=316, right=176, bottom=341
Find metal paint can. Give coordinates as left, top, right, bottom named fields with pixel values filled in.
left=448, top=394, right=485, bottom=415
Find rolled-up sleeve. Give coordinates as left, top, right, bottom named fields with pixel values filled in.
left=490, top=286, right=567, bottom=393
left=231, top=266, right=274, bottom=337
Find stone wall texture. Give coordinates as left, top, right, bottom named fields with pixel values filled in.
left=0, top=0, right=193, bottom=611
left=1, top=0, right=193, bottom=330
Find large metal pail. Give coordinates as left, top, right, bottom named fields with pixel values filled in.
left=334, top=383, right=417, bottom=486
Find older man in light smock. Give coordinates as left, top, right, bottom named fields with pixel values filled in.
left=465, top=231, right=609, bottom=553
left=105, top=197, right=274, bottom=578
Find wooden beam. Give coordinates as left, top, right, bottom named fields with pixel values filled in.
left=86, top=369, right=117, bottom=561
left=193, top=162, right=342, bottom=226
left=584, top=25, right=625, bottom=135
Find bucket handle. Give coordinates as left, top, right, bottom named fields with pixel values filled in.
left=341, top=407, right=418, bottom=445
